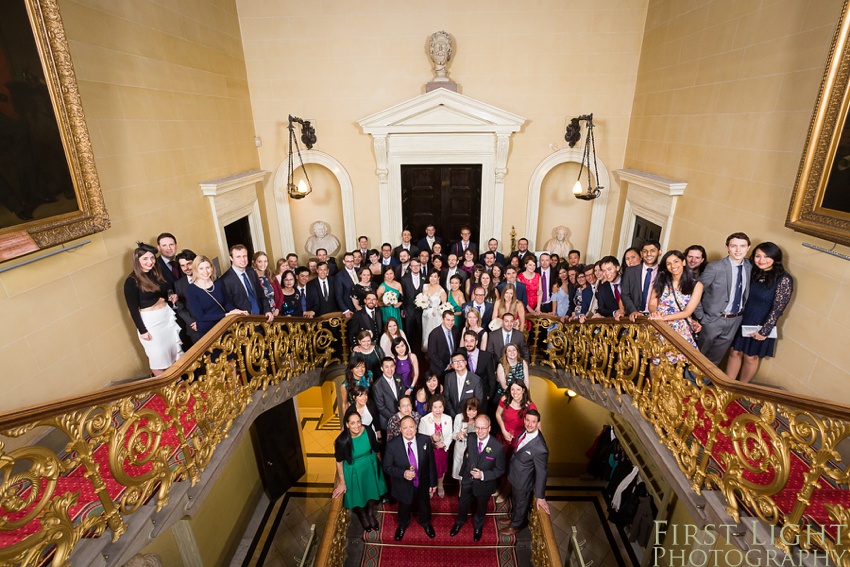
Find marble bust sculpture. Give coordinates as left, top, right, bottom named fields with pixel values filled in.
left=543, top=225, right=573, bottom=257
left=304, top=220, right=341, bottom=256
left=428, top=31, right=453, bottom=81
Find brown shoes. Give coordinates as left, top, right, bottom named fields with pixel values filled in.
left=499, top=526, right=520, bottom=536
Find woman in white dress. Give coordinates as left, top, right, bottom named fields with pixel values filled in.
left=419, top=270, right=448, bottom=351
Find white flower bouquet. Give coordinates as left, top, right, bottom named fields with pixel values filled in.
left=383, top=290, right=399, bottom=306
left=488, top=317, right=503, bottom=331
left=414, top=292, right=431, bottom=309
left=439, top=302, right=455, bottom=314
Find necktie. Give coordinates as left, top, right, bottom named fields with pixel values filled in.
left=542, top=271, right=548, bottom=302
left=321, top=280, right=328, bottom=300
left=349, top=270, right=357, bottom=284
left=241, top=272, right=260, bottom=315
left=368, top=309, right=374, bottom=322
left=478, top=441, right=483, bottom=454
left=446, top=328, right=454, bottom=352
left=505, top=332, right=511, bottom=345
left=300, top=287, right=307, bottom=312
left=731, top=264, right=743, bottom=313
left=477, top=304, right=483, bottom=316
left=468, top=354, right=476, bottom=374
left=170, top=261, right=180, bottom=280
left=613, top=282, right=621, bottom=304
left=407, top=441, right=419, bottom=487
left=642, top=268, right=653, bottom=311
left=517, top=432, right=527, bottom=450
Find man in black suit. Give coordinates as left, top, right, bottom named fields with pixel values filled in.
left=401, top=259, right=425, bottom=351
left=449, top=226, right=478, bottom=258
left=383, top=416, right=437, bottom=540
left=507, top=237, right=531, bottom=267
left=537, top=253, right=556, bottom=314
left=486, top=313, right=529, bottom=360
left=462, top=287, right=494, bottom=329
left=443, top=352, right=484, bottom=419
left=307, top=262, right=338, bottom=315
left=315, top=248, right=338, bottom=276
left=462, top=331, right=498, bottom=415
left=173, top=249, right=200, bottom=347
left=621, top=239, right=662, bottom=321
left=500, top=409, right=550, bottom=535
left=392, top=230, right=420, bottom=260
left=593, top=256, right=624, bottom=319
left=486, top=238, right=506, bottom=267
left=416, top=224, right=442, bottom=254
left=220, top=244, right=274, bottom=322
left=156, top=232, right=181, bottom=287
left=335, top=252, right=358, bottom=318
left=451, top=415, right=506, bottom=542
left=417, top=250, right=431, bottom=278
left=427, top=310, right=461, bottom=379
left=348, top=291, right=382, bottom=347
left=372, top=357, right=406, bottom=435
left=441, top=253, right=468, bottom=288
left=394, top=249, right=411, bottom=280
left=294, top=267, right=314, bottom=318
left=379, top=242, right=399, bottom=274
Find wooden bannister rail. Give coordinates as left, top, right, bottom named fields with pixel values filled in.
left=313, top=475, right=348, bottom=567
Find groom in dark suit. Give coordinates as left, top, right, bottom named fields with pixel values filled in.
left=500, top=409, right=550, bottom=535
left=401, top=259, right=425, bottom=353
left=451, top=415, right=505, bottom=542
left=383, top=416, right=437, bottom=540
left=695, top=232, right=752, bottom=365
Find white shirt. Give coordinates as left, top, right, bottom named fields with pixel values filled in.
left=455, top=371, right=468, bottom=401
left=476, top=435, right=491, bottom=481
left=232, top=266, right=252, bottom=296
left=516, top=429, right=538, bottom=451
left=383, top=375, right=398, bottom=399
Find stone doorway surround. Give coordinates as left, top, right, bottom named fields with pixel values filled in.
left=613, top=169, right=687, bottom=257
left=358, top=88, right=525, bottom=246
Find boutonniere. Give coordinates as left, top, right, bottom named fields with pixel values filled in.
left=395, top=378, right=401, bottom=383
left=465, top=379, right=471, bottom=386
left=485, top=446, right=492, bottom=454
left=423, top=444, right=427, bottom=451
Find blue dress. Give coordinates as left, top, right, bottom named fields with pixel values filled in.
left=186, top=282, right=237, bottom=336
left=731, top=273, right=793, bottom=358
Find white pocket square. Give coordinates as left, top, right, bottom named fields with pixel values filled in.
left=525, top=450, right=532, bottom=455
left=465, top=389, right=473, bottom=394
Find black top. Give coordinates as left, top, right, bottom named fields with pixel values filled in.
left=124, top=275, right=168, bottom=334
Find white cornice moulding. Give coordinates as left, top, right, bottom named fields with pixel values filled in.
left=199, top=169, right=268, bottom=197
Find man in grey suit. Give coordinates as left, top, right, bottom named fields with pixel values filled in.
left=443, top=352, right=484, bottom=419
left=500, top=409, right=550, bottom=535
left=372, top=357, right=407, bottom=435
left=695, top=232, right=752, bottom=366
left=486, top=313, right=530, bottom=360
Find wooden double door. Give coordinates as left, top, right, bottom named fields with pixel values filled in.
left=401, top=164, right=481, bottom=247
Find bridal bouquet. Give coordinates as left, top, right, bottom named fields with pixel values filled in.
left=439, top=302, right=455, bottom=314
left=414, top=292, right=431, bottom=309
left=488, top=317, right=503, bottom=331
left=383, top=290, right=399, bottom=306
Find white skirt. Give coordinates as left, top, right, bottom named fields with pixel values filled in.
left=138, top=307, right=183, bottom=370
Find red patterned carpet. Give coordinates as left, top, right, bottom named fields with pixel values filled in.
left=358, top=486, right=519, bottom=567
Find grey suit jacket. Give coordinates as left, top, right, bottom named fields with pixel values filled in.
left=486, top=329, right=530, bottom=361
left=508, top=432, right=549, bottom=499
left=695, top=257, right=753, bottom=323
left=371, top=374, right=406, bottom=430
left=620, top=264, right=649, bottom=314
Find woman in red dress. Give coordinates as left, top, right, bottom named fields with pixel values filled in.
left=494, top=380, right=536, bottom=501
left=517, top=255, right=542, bottom=315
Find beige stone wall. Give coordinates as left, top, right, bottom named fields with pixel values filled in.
left=238, top=0, right=648, bottom=261
left=624, top=0, right=850, bottom=400
left=0, top=0, right=259, bottom=411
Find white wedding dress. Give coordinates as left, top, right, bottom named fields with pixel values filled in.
left=420, top=287, right=445, bottom=351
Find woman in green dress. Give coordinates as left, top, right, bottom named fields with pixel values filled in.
left=446, top=273, right=466, bottom=327
left=332, top=407, right=387, bottom=533
left=377, top=267, right=404, bottom=330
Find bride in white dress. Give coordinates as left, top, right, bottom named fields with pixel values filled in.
left=420, top=270, right=448, bottom=351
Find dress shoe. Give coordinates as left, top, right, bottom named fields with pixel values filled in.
left=423, top=524, right=436, bottom=538
left=473, top=527, right=483, bottom=542
left=394, top=526, right=406, bottom=541
left=450, top=523, right=463, bottom=537
left=500, top=526, right=520, bottom=536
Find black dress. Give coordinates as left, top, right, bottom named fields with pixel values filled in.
left=730, top=273, right=792, bottom=358
left=279, top=290, right=303, bottom=316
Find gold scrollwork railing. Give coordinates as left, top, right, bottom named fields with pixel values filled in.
left=529, top=314, right=850, bottom=565
left=0, top=314, right=347, bottom=567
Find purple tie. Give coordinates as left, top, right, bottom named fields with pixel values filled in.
left=407, top=441, right=419, bottom=487
left=542, top=271, right=548, bottom=302
left=468, top=354, right=476, bottom=374
left=478, top=441, right=483, bottom=453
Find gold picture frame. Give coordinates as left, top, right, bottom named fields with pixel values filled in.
left=0, top=0, right=108, bottom=262
left=786, top=0, right=850, bottom=246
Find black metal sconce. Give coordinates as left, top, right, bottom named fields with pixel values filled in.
left=565, top=114, right=603, bottom=201
left=287, top=115, right=317, bottom=200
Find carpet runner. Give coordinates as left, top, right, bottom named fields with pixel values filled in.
left=358, top=486, right=519, bottom=567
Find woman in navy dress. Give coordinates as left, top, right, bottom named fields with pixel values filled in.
left=186, top=255, right=248, bottom=336
left=727, top=242, right=793, bottom=383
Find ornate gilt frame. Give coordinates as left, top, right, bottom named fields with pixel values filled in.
left=786, top=0, right=850, bottom=246
left=0, top=0, right=109, bottom=261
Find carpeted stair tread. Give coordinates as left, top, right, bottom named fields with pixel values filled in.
left=361, top=544, right=520, bottom=566
left=365, top=509, right=515, bottom=546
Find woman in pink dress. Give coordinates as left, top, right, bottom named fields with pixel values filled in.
left=418, top=394, right=453, bottom=498
left=517, top=255, right=542, bottom=315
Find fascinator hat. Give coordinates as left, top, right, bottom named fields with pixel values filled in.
left=136, top=241, right=158, bottom=255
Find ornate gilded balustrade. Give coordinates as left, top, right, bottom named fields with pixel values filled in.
left=528, top=314, right=850, bottom=565
left=0, top=314, right=347, bottom=567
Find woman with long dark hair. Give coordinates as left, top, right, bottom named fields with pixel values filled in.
left=332, top=406, right=387, bottom=533
left=253, top=251, right=282, bottom=315
left=727, top=243, right=793, bottom=383
left=124, top=243, right=183, bottom=375
left=340, top=354, right=370, bottom=416
left=647, top=250, right=704, bottom=362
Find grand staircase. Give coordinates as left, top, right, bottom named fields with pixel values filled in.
left=3, top=313, right=850, bottom=566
